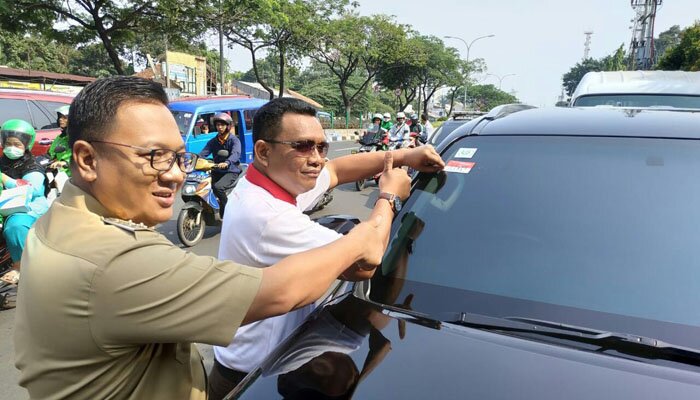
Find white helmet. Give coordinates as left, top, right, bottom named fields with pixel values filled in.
left=383, top=112, right=391, bottom=119
left=396, top=112, right=406, bottom=119
left=372, top=113, right=383, bottom=121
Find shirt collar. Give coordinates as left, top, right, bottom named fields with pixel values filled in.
left=246, top=164, right=296, bottom=206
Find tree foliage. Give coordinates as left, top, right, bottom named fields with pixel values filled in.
left=654, top=25, right=682, bottom=62
left=657, top=22, right=700, bottom=71
left=466, top=84, right=518, bottom=111
left=307, top=13, right=408, bottom=114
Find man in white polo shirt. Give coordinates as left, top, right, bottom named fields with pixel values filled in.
left=208, top=98, right=445, bottom=399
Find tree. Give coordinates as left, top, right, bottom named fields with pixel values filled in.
left=657, top=22, right=700, bottom=71
left=0, top=31, right=74, bottom=74
left=4, top=0, right=162, bottom=75
left=466, top=84, right=518, bottom=111
left=415, top=36, right=463, bottom=115
left=562, top=58, right=604, bottom=97
left=654, top=25, right=682, bottom=63
left=308, top=13, right=407, bottom=116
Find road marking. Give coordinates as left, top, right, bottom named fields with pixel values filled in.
left=334, top=146, right=358, bottom=152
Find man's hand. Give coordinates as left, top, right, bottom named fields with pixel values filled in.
left=379, top=152, right=410, bottom=200
left=49, top=161, right=67, bottom=170
left=400, top=145, right=445, bottom=173
left=215, top=162, right=228, bottom=169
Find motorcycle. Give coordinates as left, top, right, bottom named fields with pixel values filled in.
left=352, top=132, right=385, bottom=191
left=177, top=150, right=241, bottom=247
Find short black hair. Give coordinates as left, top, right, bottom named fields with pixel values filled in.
left=253, top=97, right=317, bottom=143
left=68, top=76, right=169, bottom=147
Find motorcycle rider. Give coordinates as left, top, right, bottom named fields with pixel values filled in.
left=364, top=113, right=387, bottom=144
left=0, top=119, right=49, bottom=287
left=388, top=112, right=410, bottom=148
left=409, top=113, right=425, bottom=147
left=47, top=105, right=72, bottom=176
left=198, top=112, right=241, bottom=219
left=380, top=112, right=393, bottom=132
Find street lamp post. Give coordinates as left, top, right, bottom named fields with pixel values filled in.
left=486, top=73, right=516, bottom=90
left=444, top=34, right=495, bottom=110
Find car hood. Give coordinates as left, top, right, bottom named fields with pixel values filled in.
left=234, top=295, right=700, bottom=399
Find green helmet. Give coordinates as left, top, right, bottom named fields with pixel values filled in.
left=56, top=105, right=70, bottom=118
left=1, top=119, right=36, bottom=150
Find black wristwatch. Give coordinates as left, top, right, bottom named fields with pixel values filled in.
left=377, top=192, right=402, bottom=214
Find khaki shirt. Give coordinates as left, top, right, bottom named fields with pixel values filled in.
left=14, top=182, right=263, bottom=400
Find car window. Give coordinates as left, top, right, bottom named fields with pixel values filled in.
left=0, top=99, right=32, bottom=126
left=574, top=94, right=700, bottom=109
left=37, top=101, right=70, bottom=129
left=28, top=101, right=56, bottom=130
left=374, top=135, right=700, bottom=345
left=243, top=109, right=256, bottom=132
left=171, top=111, right=194, bottom=135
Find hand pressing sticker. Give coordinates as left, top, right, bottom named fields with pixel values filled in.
left=455, top=148, right=477, bottom=159
left=445, top=160, right=475, bottom=174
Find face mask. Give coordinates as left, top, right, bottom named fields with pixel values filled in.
left=4, top=146, right=24, bottom=160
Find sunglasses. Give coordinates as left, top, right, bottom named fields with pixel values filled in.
left=266, top=139, right=330, bottom=157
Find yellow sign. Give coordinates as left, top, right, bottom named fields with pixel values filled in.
left=165, top=51, right=207, bottom=96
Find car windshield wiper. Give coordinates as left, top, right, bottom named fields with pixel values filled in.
left=441, top=312, right=700, bottom=366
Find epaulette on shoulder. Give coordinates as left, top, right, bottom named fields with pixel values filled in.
left=102, top=217, right=154, bottom=232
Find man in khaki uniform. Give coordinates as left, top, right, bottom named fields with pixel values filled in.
left=14, top=76, right=409, bottom=400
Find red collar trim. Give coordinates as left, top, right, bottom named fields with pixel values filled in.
left=246, top=164, right=296, bottom=206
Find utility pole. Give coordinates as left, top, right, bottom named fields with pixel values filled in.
left=583, top=31, right=594, bottom=60
left=628, top=0, right=662, bottom=70
left=218, top=0, right=225, bottom=95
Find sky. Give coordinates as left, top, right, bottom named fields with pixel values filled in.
left=221, top=0, right=700, bottom=107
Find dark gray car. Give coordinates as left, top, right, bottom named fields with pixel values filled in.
left=230, top=107, right=700, bottom=399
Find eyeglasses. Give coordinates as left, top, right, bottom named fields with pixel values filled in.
left=265, top=139, right=330, bottom=157
left=89, top=140, right=198, bottom=173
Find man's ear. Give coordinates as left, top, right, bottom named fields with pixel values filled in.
left=72, top=140, right=98, bottom=182
left=254, top=140, right=271, bottom=168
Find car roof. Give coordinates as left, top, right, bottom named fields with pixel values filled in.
left=168, top=97, right=267, bottom=113
left=571, top=71, right=700, bottom=102
left=444, top=107, right=700, bottom=144
left=0, top=88, right=74, bottom=101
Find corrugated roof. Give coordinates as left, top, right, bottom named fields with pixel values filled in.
left=0, top=66, right=95, bottom=84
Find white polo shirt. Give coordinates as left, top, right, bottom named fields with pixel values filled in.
left=214, top=164, right=342, bottom=373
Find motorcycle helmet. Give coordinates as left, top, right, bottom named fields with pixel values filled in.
left=410, top=113, right=419, bottom=120
left=56, top=105, right=70, bottom=119
left=1, top=119, right=36, bottom=150
left=396, top=112, right=406, bottom=119
left=212, top=112, right=233, bottom=126
left=383, top=112, right=391, bottom=120
left=372, top=113, right=383, bottom=122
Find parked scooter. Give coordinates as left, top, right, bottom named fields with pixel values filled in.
left=177, top=150, right=242, bottom=247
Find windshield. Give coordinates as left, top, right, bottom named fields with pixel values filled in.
left=171, top=111, right=194, bottom=136
left=574, top=94, right=700, bottom=109
left=371, top=135, right=700, bottom=348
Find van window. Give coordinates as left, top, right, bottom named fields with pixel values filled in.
left=243, top=110, right=256, bottom=131
left=0, top=99, right=32, bottom=126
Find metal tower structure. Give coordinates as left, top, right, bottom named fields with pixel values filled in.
left=628, top=0, right=662, bottom=70
left=583, top=31, right=594, bottom=60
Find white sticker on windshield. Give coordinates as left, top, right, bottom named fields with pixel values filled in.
left=445, top=160, right=475, bottom=174
left=455, top=148, right=477, bottom=159
left=184, top=113, right=192, bottom=118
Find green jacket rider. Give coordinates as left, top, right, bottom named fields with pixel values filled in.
left=47, top=105, right=72, bottom=176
